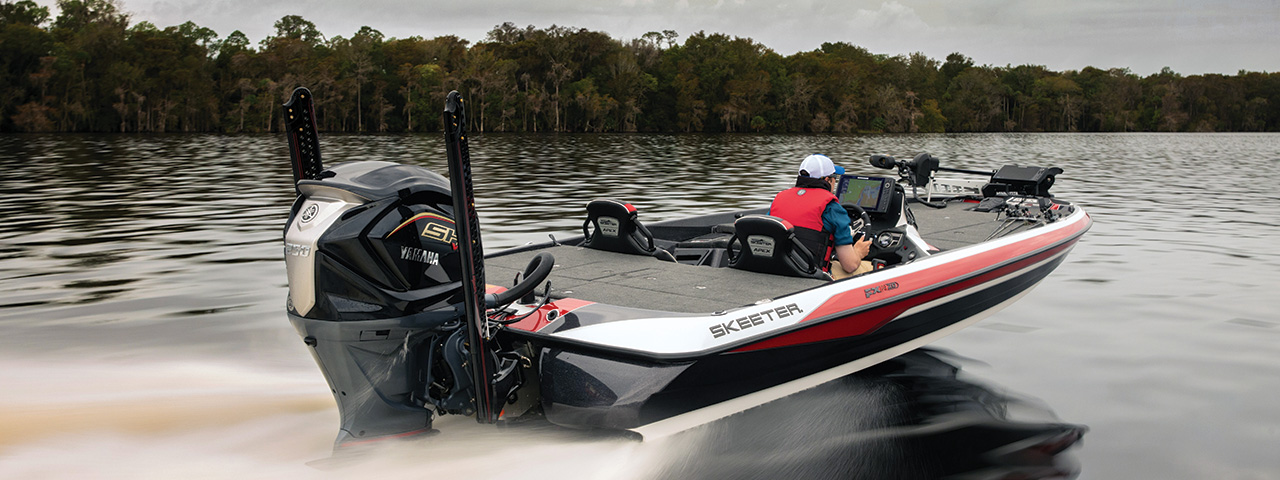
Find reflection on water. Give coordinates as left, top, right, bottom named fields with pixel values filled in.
left=1, top=132, right=1278, bottom=478
left=649, top=348, right=1085, bottom=480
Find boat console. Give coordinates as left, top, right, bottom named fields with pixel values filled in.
left=835, top=175, right=929, bottom=268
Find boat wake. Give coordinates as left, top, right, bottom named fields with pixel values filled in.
left=0, top=348, right=1081, bottom=479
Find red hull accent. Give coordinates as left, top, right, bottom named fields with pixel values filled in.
left=732, top=217, right=1088, bottom=353
left=486, top=284, right=596, bottom=333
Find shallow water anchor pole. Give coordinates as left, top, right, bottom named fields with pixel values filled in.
left=443, top=91, right=498, bottom=423
left=283, top=87, right=323, bottom=192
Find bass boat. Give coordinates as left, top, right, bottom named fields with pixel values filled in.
left=280, top=89, right=1092, bottom=449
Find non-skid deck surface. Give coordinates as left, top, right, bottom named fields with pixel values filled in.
left=908, top=202, right=1007, bottom=251
left=486, top=245, right=828, bottom=314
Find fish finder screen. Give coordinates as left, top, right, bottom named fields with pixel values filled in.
left=835, top=175, right=894, bottom=214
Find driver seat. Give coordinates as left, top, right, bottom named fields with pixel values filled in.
left=582, top=199, right=674, bottom=261
left=727, top=215, right=831, bottom=280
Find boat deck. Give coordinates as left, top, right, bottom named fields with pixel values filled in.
left=488, top=244, right=823, bottom=313
left=909, top=200, right=1011, bottom=250
left=486, top=200, right=1013, bottom=314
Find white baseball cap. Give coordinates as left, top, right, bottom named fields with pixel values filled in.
left=798, top=154, right=844, bottom=178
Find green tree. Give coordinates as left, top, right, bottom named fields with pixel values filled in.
left=1, top=0, right=54, bottom=130
left=946, top=68, right=1003, bottom=131
left=3, top=13, right=1278, bottom=134
left=918, top=99, right=946, bottom=133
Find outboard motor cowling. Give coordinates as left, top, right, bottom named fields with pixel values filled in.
left=285, top=160, right=463, bottom=320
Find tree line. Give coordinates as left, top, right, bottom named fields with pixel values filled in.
left=2, top=0, right=1278, bottom=134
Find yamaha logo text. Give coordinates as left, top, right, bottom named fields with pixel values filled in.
left=401, top=246, right=440, bottom=265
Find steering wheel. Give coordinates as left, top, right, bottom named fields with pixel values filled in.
left=486, top=252, right=555, bottom=307
left=842, top=203, right=871, bottom=244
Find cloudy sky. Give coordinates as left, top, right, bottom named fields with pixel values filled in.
left=35, top=0, right=1279, bottom=75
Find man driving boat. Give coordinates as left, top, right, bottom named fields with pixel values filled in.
left=769, top=154, right=873, bottom=279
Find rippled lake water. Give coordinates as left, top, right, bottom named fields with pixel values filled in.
left=1, top=132, right=1277, bottom=478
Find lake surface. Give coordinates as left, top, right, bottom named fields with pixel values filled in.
left=1, top=132, right=1277, bottom=479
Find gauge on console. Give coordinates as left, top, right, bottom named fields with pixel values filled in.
left=877, top=232, right=895, bottom=248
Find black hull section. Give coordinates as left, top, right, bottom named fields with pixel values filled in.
left=539, top=243, right=1071, bottom=431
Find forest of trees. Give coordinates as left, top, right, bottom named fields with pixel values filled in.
left=2, top=0, right=1278, bottom=134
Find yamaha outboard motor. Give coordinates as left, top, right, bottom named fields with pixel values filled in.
left=281, top=88, right=527, bottom=449
left=284, top=159, right=471, bottom=440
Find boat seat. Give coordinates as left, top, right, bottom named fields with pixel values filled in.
left=582, top=199, right=675, bottom=261
left=727, top=215, right=831, bottom=280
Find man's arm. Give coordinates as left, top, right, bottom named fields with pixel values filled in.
left=822, top=201, right=871, bottom=272
left=834, top=238, right=871, bottom=273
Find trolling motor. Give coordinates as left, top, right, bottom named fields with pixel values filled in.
left=984, top=164, right=1063, bottom=197
left=870, top=153, right=1062, bottom=207
left=281, top=87, right=551, bottom=449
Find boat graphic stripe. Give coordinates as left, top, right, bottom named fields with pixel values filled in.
left=386, top=212, right=455, bottom=237
left=505, top=298, right=596, bottom=332
left=732, top=226, right=1084, bottom=352
left=803, top=212, right=1089, bottom=322
left=485, top=284, right=598, bottom=333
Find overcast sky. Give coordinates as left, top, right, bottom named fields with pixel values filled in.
left=35, top=0, right=1279, bottom=75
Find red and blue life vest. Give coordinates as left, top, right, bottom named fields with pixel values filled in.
left=770, top=186, right=837, bottom=269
